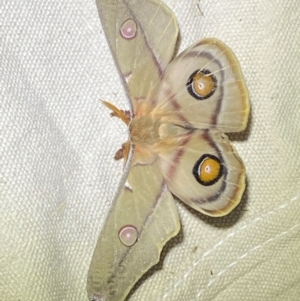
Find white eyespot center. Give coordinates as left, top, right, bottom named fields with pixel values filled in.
left=205, top=165, right=211, bottom=173
left=120, top=19, right=137, bottom=40
left=118, top=225, right=138, bottom=246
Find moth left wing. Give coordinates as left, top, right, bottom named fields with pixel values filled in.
left=155, top=38, right=249, bottom=132
left=87, top=158, right=180, bottom=301
left=96, top=0, right=178, bottom=111
left=159, top=129, right=245, bottom=217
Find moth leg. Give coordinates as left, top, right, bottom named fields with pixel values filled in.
left=102, top=100, right=131, bottom=125
left=110, top=109, right=130, bottom=120
left=114, top=141, right=130, bottom=162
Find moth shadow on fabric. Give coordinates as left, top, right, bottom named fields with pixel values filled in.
left=125, top=182, right=249, bottom=301
left=227, top=108, right=253, bottom=142
left=125, top=227, right=184, bottom=301
left=126, top=156, right=250, bottom=300
left=179, top=180, right=249, bottom=229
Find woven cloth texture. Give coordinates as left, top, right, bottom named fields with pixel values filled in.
left=1, top=0, right=300, bottom=300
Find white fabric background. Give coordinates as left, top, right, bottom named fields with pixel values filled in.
left=1, top=0, right=300, bottom=300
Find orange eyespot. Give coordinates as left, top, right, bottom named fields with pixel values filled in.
left=193, top=154, right=223, bottom=186
left=186, top=69, right=217, bottom=100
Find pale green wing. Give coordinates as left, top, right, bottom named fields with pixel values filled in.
left=96, top=0, right=178, bottom=111
left=87, top=158, right=180, bottom=301
left=155, top=38, right=250, bottom=132
left=88, top=1, right=180, bottom=300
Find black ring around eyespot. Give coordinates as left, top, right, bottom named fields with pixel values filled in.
left=186, top=69, right=217, bottom=100
left=192, top=154, right=223, bottom=186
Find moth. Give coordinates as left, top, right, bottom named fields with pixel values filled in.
left=87, top=0, right=249, bottom=300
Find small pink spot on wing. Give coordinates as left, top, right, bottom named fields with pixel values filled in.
left=118, top=225, right=138, bottom=247
left=120, top=19, right=137, bottom=40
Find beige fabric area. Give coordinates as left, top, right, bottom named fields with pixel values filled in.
left=1, top=0, right=300, bottom=300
